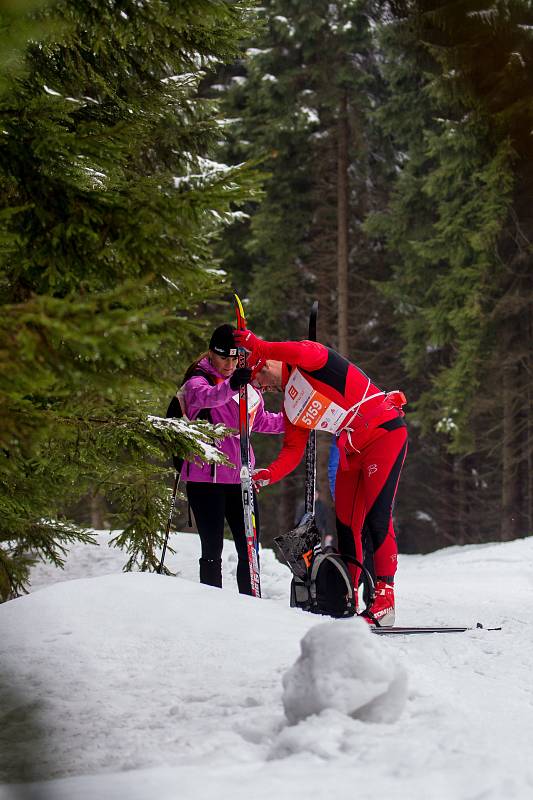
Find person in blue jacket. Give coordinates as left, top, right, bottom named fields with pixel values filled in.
left=328, top=438, right=340, bottom=500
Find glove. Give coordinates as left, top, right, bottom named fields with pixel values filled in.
left=252, top=468, right=271, bottom=492
left=229, top=366, right=252, bottom=390
left=234, top=329, right=263, bottom=357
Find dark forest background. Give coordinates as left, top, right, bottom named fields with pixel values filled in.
left=2, top=0, right=532, bottom=599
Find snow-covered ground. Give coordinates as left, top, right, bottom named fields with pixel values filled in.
left=1, top=531, right=532, bottom=800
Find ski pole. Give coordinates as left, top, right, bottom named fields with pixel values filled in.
left=304, top=301, right=319, bottom=518
left=157, top=472, right=181, bottom=574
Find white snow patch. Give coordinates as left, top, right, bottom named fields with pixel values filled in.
left=246, top=48, right=271, bottom=57
left=147, top=415, right=228, bottom=463
left=173, top=157, right=244, bottom=190
left=161, top=73, right=198, bottom=86
left=161, top=274, right=179, bottom=292
left=300, top=106, right=319, bottom=124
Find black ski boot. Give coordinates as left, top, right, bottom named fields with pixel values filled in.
left=199, top=557, right=222, bottom=588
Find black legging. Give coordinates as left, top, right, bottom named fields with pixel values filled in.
left=186, top=481, right=260, bottom=595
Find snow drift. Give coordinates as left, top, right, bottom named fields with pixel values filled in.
left=282, top=621, right=407, bottom=724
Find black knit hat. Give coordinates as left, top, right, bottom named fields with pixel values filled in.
left=209, top=324, right=238, bottom=357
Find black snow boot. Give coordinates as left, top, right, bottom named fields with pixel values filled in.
left=199, top=557, right=222, bottom=588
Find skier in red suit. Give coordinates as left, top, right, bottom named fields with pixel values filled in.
left=234, top=329, right=408, bottom=626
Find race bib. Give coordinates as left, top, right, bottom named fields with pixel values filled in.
left=232, top=385, right=261, bottom=428
left=284, top=369, right=347, bottom=433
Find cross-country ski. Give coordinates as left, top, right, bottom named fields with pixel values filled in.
left=370, top=624, right=502, bottom=636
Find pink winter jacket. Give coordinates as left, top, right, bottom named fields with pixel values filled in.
left=180, top=357, right=284, bottom=484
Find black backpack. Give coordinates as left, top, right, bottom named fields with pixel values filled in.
left=289, top=547, right=357, bottom=618
left=166, top=367, right=217, bottom=472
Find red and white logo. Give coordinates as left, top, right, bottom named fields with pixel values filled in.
left=288, top=385, right=299, bottom=401
left=367, top=464, right=378, bottom=476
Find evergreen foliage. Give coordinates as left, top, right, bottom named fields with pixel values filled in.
left=367, top=1, right=532, bottom=542
left=218, top=0, right=389, bottom=345
left=0, top=0, right=261, bottom=599
left=4, top=0, right=529, bottom=583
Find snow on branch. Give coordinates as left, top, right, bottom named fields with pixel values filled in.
left=147, top=415, right=230, bottom=464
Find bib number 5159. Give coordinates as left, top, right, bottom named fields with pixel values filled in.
left=302, top=399, right=323, bottom=427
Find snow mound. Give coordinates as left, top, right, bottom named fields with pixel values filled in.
left=282, top=620, right=407, bottom=724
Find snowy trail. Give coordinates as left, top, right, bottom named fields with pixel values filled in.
left=1, top=532, right=532, bottom=800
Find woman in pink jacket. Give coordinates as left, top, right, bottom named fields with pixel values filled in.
left=180, top=324, right=284, bottom=594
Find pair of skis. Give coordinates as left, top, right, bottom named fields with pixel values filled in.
left=234, top=294, right=261, bottom=597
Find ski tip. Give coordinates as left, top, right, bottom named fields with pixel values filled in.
left=474, top=623, right=502, bottom=630
left=234, top=293, right=246, bottom=321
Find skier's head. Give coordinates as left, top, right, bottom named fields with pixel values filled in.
left=208, top=324, right=238, bottom=378
left=252, top=360, right=283, bottom=392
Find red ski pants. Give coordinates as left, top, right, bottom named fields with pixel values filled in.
left=335, top=422, right=408, bottom=589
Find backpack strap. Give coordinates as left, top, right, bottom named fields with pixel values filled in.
left=342, top=553, right=376, bottom=608
left=308, top=552, right=356, bottom=617
left=181, top=367, right=218, bottom=423
left=190, top=370, right=218, bottom=478
left=167, top=367, right=219, bottom=476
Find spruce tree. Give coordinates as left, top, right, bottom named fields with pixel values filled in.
left=0, top=0, right=261, bottom=599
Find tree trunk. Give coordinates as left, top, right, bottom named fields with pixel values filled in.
left=528, top=346, right=533, bottom=536
left=501, top=340, right=523, bottom=540
left=455, top=456, right=467, bottom=545
left=527, top=295, right=533, bottom=535
left=337, top=90, right=349, bottom=356
left=90, top=492, right=106, bottom=530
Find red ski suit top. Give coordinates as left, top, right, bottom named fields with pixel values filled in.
left=256, top=340, right=405, bottom=485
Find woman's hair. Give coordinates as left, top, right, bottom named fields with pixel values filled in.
left=182, top=352, right=210, bottom=384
